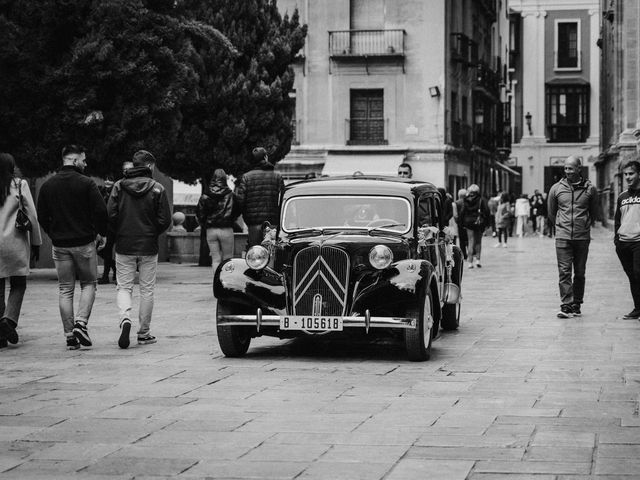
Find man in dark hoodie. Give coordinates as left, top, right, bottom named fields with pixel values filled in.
left=107, top=150, right=172, bottom=349
left=235, top=147, right=284, bottom=249
left=37, top=145, right=108, bottom=350
left=547, top=155, right=598, bottom=318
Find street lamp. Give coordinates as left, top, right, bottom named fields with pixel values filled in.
left=474, top=108, right=484, bottom=126
left=525, top=111, right=532, bottom=135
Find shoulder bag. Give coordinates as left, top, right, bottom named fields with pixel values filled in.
left=14, top=179, right=33, bottom=233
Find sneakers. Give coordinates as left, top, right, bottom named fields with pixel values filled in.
left=66, top=336, right=81, bottom=350
left=137, top=334, right=157, bottom=345
left=475, top=260, right=482, bottom=268
left=502, top=243, right=508, bottom=248
left=493, top=243, right=502, bottom=248
left=118, top=319, right=131, bottom=349
left=72, top=322, right=92, bottom=347
left=571, top=303, right=582, bottom=317
left=622, top=309, right=640, bottom=320
left=0, top=317, right=18, bottom=344
left=557, top=304, right=574, bottom=318
left=468, top=263, right=474, bottom=269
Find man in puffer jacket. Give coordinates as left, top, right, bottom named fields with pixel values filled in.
left=547, top=156, right=598, bottom=319
left=235, top=147, right=284, bottom=248
left=107, top=150, right=172, bottom=349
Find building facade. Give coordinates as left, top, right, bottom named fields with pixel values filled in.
left=277, top=0, right=514, bottom=196
left=508, top=0, right=600, bottom=197
left=598, top=0, right=640, bottom=223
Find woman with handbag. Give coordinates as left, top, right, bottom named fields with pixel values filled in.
left=0, top=153, right=42, bottom=347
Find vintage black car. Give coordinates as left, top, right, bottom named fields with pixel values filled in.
left=213, top=176, right=463, bottom=361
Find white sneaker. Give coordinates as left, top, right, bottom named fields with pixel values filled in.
left=468, top=263, right=474, bottom=269
left=502, top=243, right=508, bottom=248
left=475, top=259, right=482, bottom=268
left=493, top=243, right=502, bottom=248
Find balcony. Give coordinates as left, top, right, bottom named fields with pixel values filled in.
left=345, top=118, right=389, bottom=145
left=474, top=62, right=500, bottom=99
left=547, top=124, right=589, bottom=143
left=329, top=30, right=405, bottom=74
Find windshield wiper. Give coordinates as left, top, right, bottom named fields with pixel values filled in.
left=287, top=227, right=325, bottom=237
left=369, top=223, right=406, bottom=235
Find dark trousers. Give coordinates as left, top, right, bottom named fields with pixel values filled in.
left=0, top=276, right=27, bottom=325
left=246, top=224, right=264, bottom=250
left=615, top=241, right=640, bottom=310
left=99, top=235, right=116, bottom=278
left=555, top=239, right=590, bottom=306
left=457, top=224, right=468, bottom=259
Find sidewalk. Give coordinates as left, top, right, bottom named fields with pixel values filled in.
left=1, top=226, right=639, bottom=479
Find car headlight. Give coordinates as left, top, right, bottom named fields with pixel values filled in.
left=246, top=245, right=270, bottom=270
left=369, top=245, right=393, bottom=270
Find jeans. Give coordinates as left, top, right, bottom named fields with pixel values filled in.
left=52, top=243, right=98, bottom=334
left=465, top=228, right=483, bottom=261
left=206, top=227, right=234, bottom=266
left=0, top=276, right=27, bottom=325
left=555, top=239, right=590, bottom=306
left=615, top=241, right=640, bottom=310
left=116, top=253, right=158, bottom=336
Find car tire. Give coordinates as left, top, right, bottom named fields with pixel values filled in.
left=405, top=286, right=434, bottom=361
left=216, top=300, right=252, bottom=357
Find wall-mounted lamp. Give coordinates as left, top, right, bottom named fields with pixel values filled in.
left=474, top=108, right=484, bottom=126
left=525, top=111, right=533, bottom=135
left=428, top=86, right=441, bottom=98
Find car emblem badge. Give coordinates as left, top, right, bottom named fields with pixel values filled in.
left=312, top=294, right=322, bottom=316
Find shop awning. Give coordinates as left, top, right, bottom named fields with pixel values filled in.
left=494, top=161, right=521, bottom=176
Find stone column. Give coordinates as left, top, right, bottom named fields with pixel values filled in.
left=587, top=8, right=600, bottom=145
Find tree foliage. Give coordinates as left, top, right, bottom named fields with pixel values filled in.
left=0, top=0, right=306, bottom=181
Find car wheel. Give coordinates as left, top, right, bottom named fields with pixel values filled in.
left=216, top=300, right=252, bottom=357
left=405, top=286, right=434, bottom=361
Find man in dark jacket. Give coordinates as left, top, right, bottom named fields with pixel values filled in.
left=37, top=144, right=108, bottom=349
left=235, top=147, right=285, bottom=248
left=107, top=150, right=172, bottom=349
left=547, top=155, right=598, bottom=318
left=460, top=184, right=490, bottom=268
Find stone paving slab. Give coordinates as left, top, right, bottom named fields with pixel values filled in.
left=1, top=227, right=640, bottom=478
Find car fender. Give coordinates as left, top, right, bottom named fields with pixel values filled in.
left=389, top=259, right=434, bottom=294
left=214, top=258, right=286, bottom=311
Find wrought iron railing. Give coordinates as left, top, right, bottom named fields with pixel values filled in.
left=329, top=30, right=405, bottom=56
left=345, top=118, right=388, bottom=145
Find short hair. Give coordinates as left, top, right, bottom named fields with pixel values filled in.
left=457, top=188, right=467, bottom=198
left=565, top=155, right=582, bottom=167
left=467, top=184, right=480, bottom=194
left=132, top=150, right=156, bottom=167
left=61, top=144, right=85, bottom=159
left=252, top=147, right=268, bottom=163
left=500, top=192, right=510, bottom=203
left=621, top=159, right=640, bottom=173
left=398, top=162, right=412, bottom=174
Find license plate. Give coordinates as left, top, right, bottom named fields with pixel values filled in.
left=280, top=316, right=343, bottom=331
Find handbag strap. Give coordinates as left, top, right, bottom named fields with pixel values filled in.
left=14, top=178, right=26, bottom=209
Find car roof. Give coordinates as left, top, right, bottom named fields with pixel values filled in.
left=283, top=175, right=440, bottom=199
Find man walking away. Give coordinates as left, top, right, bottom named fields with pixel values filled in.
left=37, top=145, right=108, bottom=349
left=235, top=147, right=284, bottom=249
left=107, top=150, right=172, bottom=348
left=547, top=155, right=598, bottom=318
left=614, top=159, right=640, bottom=320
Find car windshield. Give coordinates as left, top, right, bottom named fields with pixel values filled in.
left=282, top=195, right=412, bottom=233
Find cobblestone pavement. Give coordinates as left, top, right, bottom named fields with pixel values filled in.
left=1, top=226, right=639, bottom=479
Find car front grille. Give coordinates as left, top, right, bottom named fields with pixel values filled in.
left=293, top=246, right=350, bottom=316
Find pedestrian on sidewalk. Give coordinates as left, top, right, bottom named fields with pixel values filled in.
left=36, top=145, right=108, bottom=349
left=453, top=188, right=468, bottom=260
left=235, top=147, right=284, bottom=249
left=107, top=150, right=172, bottom=349
left=97, top=177, right=116, bottom=284
left=0, top=153, right=43, bottom=348
left=460, top=184, right=490, bottom=268
left=514, top=194, right=530, bottom=237
left=196, top=169, right=239, bottom=274
left=530, top=189, right=547, bottom=237
left=547, top=155, right=598, bottom=318
left=493, top=193, right=512, bottom=248
left=614, top=158, right=640, bottom=320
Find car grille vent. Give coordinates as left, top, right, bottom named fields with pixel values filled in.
left=293, top=246, right=349, bottom=316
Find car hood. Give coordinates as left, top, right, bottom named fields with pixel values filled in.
left=281, top=233, right=411, bottom=262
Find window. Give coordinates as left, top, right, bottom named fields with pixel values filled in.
left=349, top=89, right=386, bottom=145
left=546, top=84, right=589, bottom=142
left=555, top=20, right=580, bottom=70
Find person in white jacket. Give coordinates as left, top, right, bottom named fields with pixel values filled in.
left=514, top=194, right=530, bottom=237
